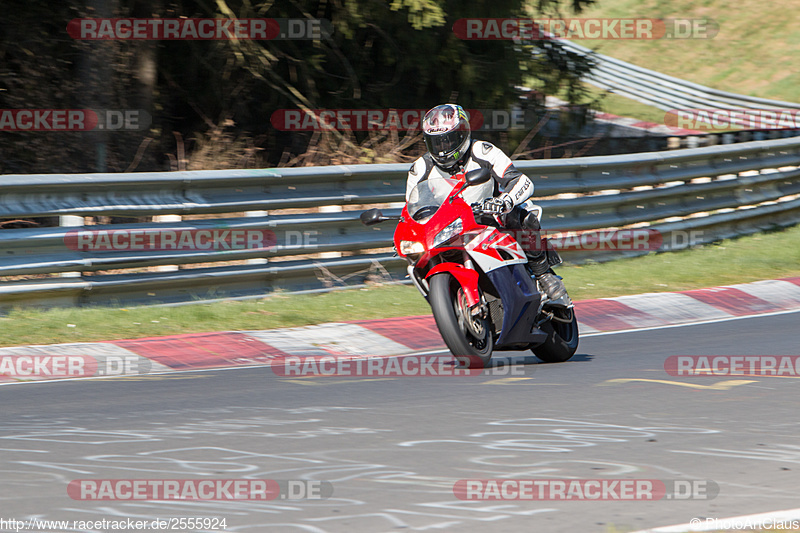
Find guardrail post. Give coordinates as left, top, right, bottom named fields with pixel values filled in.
left=60, top=215, right=84, bottom=278
left=246, top=210, right=269, bottom=265
left=152, top=214, right=181, bottom=272
left=318, top=205, right=343, bottom=258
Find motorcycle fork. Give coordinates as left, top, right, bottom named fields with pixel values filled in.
left=463, top=251, right=488, bottom=319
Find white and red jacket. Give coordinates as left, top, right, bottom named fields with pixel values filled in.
left=405, top=140, right=534, bottom=210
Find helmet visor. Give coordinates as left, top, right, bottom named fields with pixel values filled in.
left=424, top=129, right=468, bottom=159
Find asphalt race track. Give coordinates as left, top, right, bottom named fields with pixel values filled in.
left=1, top=311, right=799, bottom=532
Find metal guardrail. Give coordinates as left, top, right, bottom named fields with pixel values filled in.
left=2, top=136, right=800, bottom=309
left=558, top=40, right=800, bottom=125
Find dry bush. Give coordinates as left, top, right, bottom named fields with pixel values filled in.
left=278, top=128, right=425, bottom=167
left=164, top=118, right=267, bottom=171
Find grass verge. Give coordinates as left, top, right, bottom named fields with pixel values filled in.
left=1, top=224, right=799, bottom=347
left=538, top=0, right=800, bottom=128
left=567, top=0, right=800, bottom=103
left=582, top=84, right=669, bottom=126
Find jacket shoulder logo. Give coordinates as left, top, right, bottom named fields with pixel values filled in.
left=482, top=142, right=493, bottom=155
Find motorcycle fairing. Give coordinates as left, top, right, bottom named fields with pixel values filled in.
left=424, top=263, right=481, bottom=307
left=487, top=264, right=548, bottom=347
left=464, top=227, right=528, bottom=273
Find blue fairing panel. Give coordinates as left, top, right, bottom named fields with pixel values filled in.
left=488, top=264, right=547, bottom=347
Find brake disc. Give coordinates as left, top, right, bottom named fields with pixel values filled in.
left=456, top=289, right=486, bottom=338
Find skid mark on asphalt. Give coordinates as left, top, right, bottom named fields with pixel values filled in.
left=400, top=418, right=719, bottom=454
left=672, top=444, right=800, bottom=464
left=601, top=378, right=757, bottom=390
left=0, top=407, right=733, bottom=530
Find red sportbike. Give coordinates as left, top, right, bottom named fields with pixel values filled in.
left=361, top=168, right=578, bottom=366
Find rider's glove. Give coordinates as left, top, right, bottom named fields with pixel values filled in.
left=482, top=194, right=514, bottom=215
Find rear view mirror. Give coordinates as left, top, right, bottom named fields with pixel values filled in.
left=465, top=167, right=491, bottom=186
left=360, top=208, right=386, bottom=226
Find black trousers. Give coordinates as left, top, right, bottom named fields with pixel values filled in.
left=502, top=206, right=562, bottom=276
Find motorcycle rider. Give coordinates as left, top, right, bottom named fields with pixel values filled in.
left=406, top=103, right=567, bottom=301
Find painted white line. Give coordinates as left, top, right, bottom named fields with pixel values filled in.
left=632, top=507, right=800, bottom=532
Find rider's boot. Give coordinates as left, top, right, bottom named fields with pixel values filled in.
left=518, top=209, right=568, bottom=301
left=527, top=251, right=567, bottom=301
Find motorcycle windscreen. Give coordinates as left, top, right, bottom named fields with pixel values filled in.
left=407, top=175, right=460, bottom=223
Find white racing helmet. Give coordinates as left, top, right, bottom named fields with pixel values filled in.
left=422, top=104, right=471, bottom=170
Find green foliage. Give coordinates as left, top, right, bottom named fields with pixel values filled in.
left=390, top=0, right=447, bottom=29
left=0, top=0, right=599, bottom=172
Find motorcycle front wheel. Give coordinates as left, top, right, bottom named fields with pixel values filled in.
left=429, top=273, right=493, bottom=367
left=532, top=306, right=579, bottom=363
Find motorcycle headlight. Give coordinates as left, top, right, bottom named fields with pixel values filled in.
left=400, top=240, right=425, bottom=255
left=433, top=218, right=463, bottom=248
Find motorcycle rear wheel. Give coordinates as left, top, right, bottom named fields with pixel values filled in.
left=429, top=273, right=493, bottom=367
